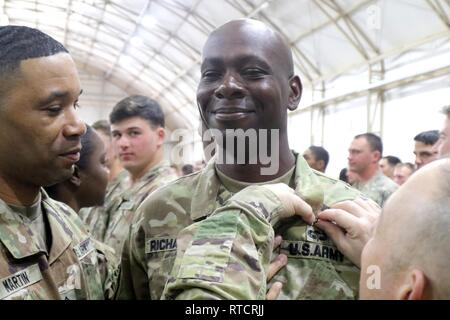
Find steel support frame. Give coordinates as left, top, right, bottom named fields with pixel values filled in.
left=426, top=0, right=450, bottom=29
left=292, top=65, right=450, bottom=117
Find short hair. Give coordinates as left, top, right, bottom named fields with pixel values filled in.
left=308, top=145, right=330, bottom=169
left=396, top=162, right=415, bottom=172
left=339, top=167, right=348, bottom=183
left=414, top=130, right=439, bottom=145
left=383, top=155, right=401, bottom=167
left=92, top=120, right=111, bottom=136
left=77, top=125, right=97, bottom=171
left=181, top=164, right=194, bottom=175
left=110, top=95, right=165, bottom=128
left=355, top=133, right=383, bottom=155
left=0, top=26, right=68, bottom=78
left=442, top=105, right=450, bottom=117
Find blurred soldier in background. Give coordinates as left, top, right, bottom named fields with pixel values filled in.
left=102, top=96, right=177, bottom=255
left=348, top=133, right=398, bottom=207
left=303, top=145, right=329, bottom=173
left=413, top=130, right=439, bottom=170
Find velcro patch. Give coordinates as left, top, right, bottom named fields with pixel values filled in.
left=281, top=240, right=344, bottom=263
left=73, top=238, right=95, bottom=260
left=145, top=237, right=177, bottom=254
left=0, top=264, right=42, bottom=299
left=305, top=225, right=333, bottom=245
left=177, top=213, right=237, bottom=282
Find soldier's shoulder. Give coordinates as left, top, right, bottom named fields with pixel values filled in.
left=45, top=196, right=91, bottom=238
left=311, top=169, right=362, bottom=205
left=131, top=171, right=204, bottom=232
left=311, top=169, right=350, bottom=188
left=146, top=168, right=179, bottom=192
left=143, top=170, right=203, bottom=203
left=379, top=174, right=399, bottom=190
left=47, top=198, right=83, bottom=224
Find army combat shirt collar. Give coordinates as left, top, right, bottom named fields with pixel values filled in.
left=121, top=160, right=172, bottom=200
left=352, top=169, right=384, bottom=190
left=0, top=189, right=72, bottom=264
left=105, top=169, right=129, bottom=200
left=7, top=193, right=48, bottom=253
left=8, top=194, right=41, bottom=221
left=190, top=152, right=327, bottom=221
left=215, top=164, right=296, bottom=193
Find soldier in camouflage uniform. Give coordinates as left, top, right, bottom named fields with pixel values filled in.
left=43, top=125, right=119, bottom=298
left=348, top=133, right=398, bottom=207
left=102, top=96, right=178, bottom=255
left=80, top=169, right=128, bottom=242
left=79, top=120, right=129, bottom=242
left=45, top=125, right=110, bottom=216
left=352, top=170, right=398, bottom=208
left=0, top=191, right=116, bottom=299
left=114, top=19, right=376, bottom=300
left=0, top=26, right=109, bottom=299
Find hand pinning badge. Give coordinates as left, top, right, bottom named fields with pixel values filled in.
left=312, top=204, right=330, bottom=227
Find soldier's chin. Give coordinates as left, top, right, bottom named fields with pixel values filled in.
left=41, top=166, right=74, bottom=187
left=122, top=162, right=137, bottom=172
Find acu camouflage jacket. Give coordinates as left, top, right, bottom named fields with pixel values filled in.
left=0, top=190, right=116, bottom=300
left=115, top=153, right=365, bottom=300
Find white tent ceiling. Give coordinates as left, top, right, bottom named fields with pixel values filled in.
left=1, top=0, right=449, bottom=131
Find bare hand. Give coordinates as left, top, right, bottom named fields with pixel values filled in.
left=315, top=197, right=380, bottom=267
left=266, top=235, right=287, bottom=300
left=262, top=183, right=315, bottom=224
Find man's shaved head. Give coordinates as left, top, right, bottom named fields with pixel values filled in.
left=196, top=19, right=302, bottom=180
left=205, top=19, right=294, bottom=76
left=361, top=158, right=450, bottom=299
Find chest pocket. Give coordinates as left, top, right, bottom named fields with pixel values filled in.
left=145, top=236, right=177, bottom=300
left=274, top=220, right=359, bottom=299
left=63, top=238, right=103, bottom=300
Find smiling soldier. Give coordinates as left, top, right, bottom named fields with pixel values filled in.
left=115, top=19, right=374, bottom=300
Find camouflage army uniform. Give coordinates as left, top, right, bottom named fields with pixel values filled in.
left=79, top=170, right=129, bottom=242
left=115, top=152, right=367, bottom=300
left=0, top=189, right=116, bottom=300
left=103, top=161, right=177, bottom=255
left=352, top=170, right=398, bottom=207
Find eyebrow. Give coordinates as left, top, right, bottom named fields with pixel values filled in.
left=112, top=127, right=142, bottom=133
left=418, top=151, right=435, bottom=155
left=38, top=89, right=83, bottom=106
left=201, top=55, right=271, bottom=71
left=238, top=55, right=271, bottom=69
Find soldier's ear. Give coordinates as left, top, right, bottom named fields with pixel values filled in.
left=397, top=269, right=427, bottom=300
left=70, top=165, right=82, bottom=187
left=318, top=160, right=325, bottom=172
left=287, top=75, right=302, bottom=111
left=373, top=150, right=382, bottom=163
left=156, top=127, right=165, bottom=147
